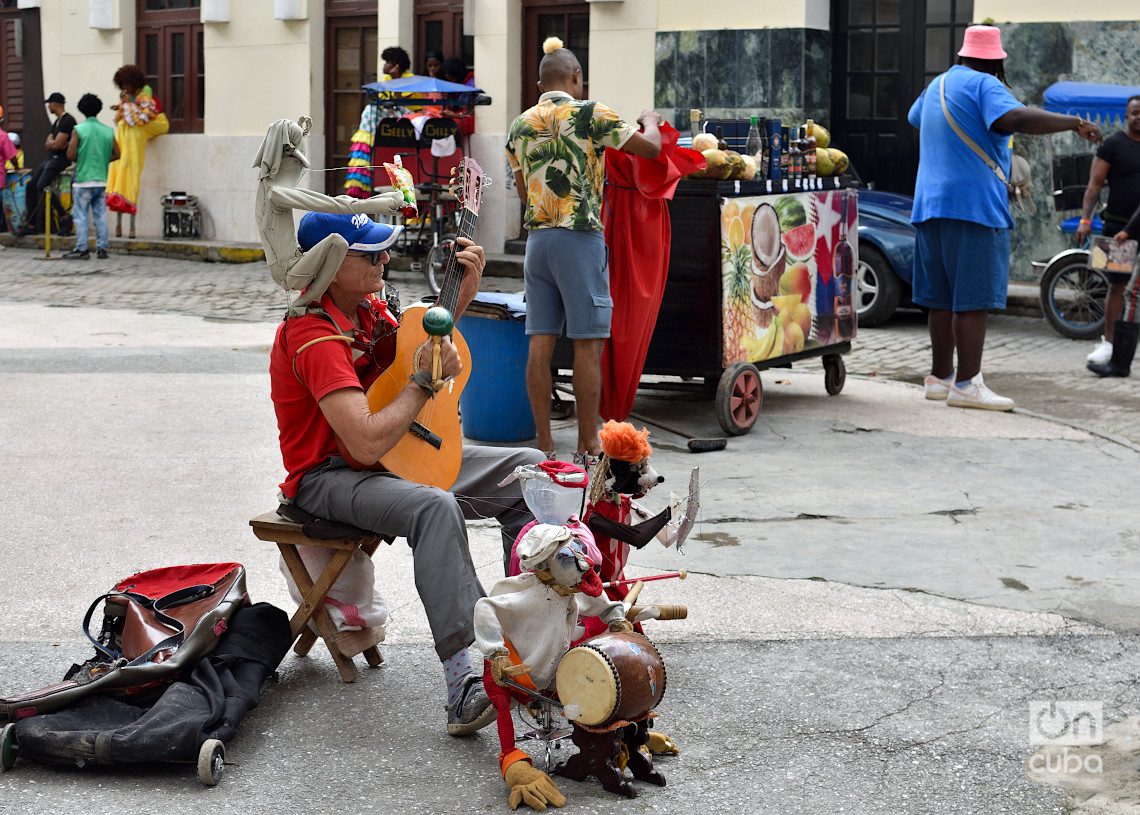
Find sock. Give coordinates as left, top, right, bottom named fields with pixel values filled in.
left=443, top=646, right=476, bottom=706
left=955, top=379, right=974, bottom=388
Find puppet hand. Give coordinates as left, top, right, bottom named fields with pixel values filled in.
left=491, top=653, right=532, bottom=687
left=504, top=761, right=567, bottom=810
left=367, top=190, right=407, bottom=215
left=608, top=618, right=634, bottom=634
left=632, top=605, right=660, bottom=623
left=644, top=731, right=680, bottom=755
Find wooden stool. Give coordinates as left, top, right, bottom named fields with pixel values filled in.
left=250, top=511, right=388, bottom=683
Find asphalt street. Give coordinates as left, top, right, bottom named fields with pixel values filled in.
left=1, top=246, right=1139, bottom=814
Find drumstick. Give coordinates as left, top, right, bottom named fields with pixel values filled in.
left=623, top=580, right=645, bottom=606
left=603, top=570, right=687, bottom=589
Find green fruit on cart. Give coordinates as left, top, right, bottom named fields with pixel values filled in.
left=827, top=148, right=849, bottom=175
left=815, top=148, right=835, bottom=177
left=774, top=196, right=806, bottom=231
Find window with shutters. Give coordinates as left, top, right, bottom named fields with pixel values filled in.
left=136, top=0, right=204, bottom=134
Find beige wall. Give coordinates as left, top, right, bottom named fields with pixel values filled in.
left=974, top=2, right=1140, bottom=22
left=588, top=0, right=657, bottom=125
left=37, top=2, right=128, bottom=119
left=203, top=4, right=317, bottom=135
left=377, top=0, right=414, bottom=64
left=657, top=0, right=829, bottom=31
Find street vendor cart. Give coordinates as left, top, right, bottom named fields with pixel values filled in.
left=555, top=176, right=858, bottom=436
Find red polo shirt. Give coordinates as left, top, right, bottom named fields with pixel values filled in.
left=269, top=292, right=396, bottom=498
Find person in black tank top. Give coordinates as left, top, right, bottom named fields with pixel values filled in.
left=1076, top=96, right=1140, bottom=372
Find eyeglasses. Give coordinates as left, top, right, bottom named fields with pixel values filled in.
left=347, top=250, right=386, bottom=267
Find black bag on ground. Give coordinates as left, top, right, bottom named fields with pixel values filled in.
left=13, top=602, right=292, bottom=768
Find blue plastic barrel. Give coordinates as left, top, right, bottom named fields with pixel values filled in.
left=457, top=293, right=536, bottom=443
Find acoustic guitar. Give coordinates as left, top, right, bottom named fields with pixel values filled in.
left=359, top=157, right=486, bottom=489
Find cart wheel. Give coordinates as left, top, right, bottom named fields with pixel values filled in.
left=197, top=739, right=225, bottom=786
left=823, top=355, right=846, bottom=396
left=1, top=723, right=18, bottom=772
left=716, top=362, right=762, bottom=436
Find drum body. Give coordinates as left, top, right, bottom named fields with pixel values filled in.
left=555, top=631, right=666, bottom=727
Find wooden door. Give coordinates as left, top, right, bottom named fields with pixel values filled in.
left=830, top=0, right=973, bottom=194
left=415, top=0, right=473, bottom=77
left=324, top=13, right=378, bottom=195
left=521, top=1, right=589, bottom=112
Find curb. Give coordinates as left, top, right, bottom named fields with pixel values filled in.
left=0, top=234, right=265, bottom=264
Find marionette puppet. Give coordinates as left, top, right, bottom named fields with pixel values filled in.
left=252, top=115, right=406, bottom=317
left=583, top=420, right=699, bottom=634
left=474, top=523, right=631, bottom=811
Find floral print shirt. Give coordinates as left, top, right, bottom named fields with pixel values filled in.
left=506, top=92, right=638, bottom=231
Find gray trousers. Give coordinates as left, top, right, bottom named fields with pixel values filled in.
left=293, top=445, right=543, bottom=660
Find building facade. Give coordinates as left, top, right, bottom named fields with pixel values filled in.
left=4, top=0, right=1138, bottom=277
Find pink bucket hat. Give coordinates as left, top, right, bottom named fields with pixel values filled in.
left=958, top=25, right=1007, bottom=60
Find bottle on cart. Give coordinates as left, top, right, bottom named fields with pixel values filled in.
left=803, top=120, right=818, bottom=185
left=789, top=126, right=803, bottom=185
left=715, top=126, right=729, bottom=152
left=689, top=109, right=702, bottom=145
left=766, top=118, right=782, bottom=182
left=757, top=116, right=768, bottom=180
left=780, top=125, right=791, bottom=178
left=745, top=116, right=763, bottom=166
left=834, top=189, right=856, bottom=341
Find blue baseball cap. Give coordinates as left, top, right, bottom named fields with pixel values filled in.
left=297, top=212, right=402, bottom=253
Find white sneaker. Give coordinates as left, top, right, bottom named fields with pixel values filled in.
left=1087, top=337, right=1112, bottom=365
left=946, top=374, right=1015, bottom=412
left=923, top=373, right=955, bottom=401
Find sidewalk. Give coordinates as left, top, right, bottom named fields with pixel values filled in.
left=1, top=298, right=1138, bottom=813
left=0, top=232, right=1049, bottom=316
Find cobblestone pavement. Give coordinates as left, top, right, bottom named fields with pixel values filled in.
left=1, top=244, right=1136, bottom=442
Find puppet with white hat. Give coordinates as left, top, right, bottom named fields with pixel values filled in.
left=474, top=522, right=631, bottom=810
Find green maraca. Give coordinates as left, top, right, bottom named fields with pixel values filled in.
left=423, top=305, right=454, bottom=389
left=422, top=305, right=454, bottom=336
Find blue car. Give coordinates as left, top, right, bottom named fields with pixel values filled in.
left=848, top=187, right=916, bottom=327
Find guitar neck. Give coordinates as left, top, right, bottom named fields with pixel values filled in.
left=436, top=208, right=478, bottom=316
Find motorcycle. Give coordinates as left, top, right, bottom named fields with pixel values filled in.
left=1034, top=81, right=1139, bottom=339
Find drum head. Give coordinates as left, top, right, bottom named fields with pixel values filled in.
left=556, top=646, right=618, bottom=726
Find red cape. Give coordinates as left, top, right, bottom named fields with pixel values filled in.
left=600, top=124, right=705, bottom=420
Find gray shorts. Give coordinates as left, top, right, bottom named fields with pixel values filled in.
left=523, top=228, right=612, bottom=339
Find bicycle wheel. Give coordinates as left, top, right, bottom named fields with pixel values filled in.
left=1040, top=256, right=1108, bottom=339
left=425, top=232, right=457, bottom=295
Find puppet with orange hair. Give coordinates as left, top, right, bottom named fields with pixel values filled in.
left=582, top=421, right=697, bottom=612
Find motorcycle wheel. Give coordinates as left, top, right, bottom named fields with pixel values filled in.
left=1040, top=256, right=1108, bottom=340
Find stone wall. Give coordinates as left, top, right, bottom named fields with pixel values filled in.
left=654, top=28, right=831, bottom=133
left=1000, top=19, right=1140, bottom=280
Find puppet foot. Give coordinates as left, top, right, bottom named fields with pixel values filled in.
left=643, top=731, right=679, bottom=755
left=504, top=761, right=567, bottom=810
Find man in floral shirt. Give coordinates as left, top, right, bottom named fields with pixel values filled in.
left=507, top=38, right=662, bottom=467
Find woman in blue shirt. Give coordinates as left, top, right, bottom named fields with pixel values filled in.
left=909, top=25, right=1101, bottom=410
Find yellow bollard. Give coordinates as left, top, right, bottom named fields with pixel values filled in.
left=44, top=188, right=51, bottom=258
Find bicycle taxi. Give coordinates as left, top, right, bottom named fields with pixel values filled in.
left=360, top=74, right=490, bottom=293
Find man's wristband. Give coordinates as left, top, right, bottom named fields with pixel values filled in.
left=1075, top=117, right=1086, bottom=132
left=409, top=369, right=436, bottom=397
left=1080, top=218, right=1092, bottom=226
